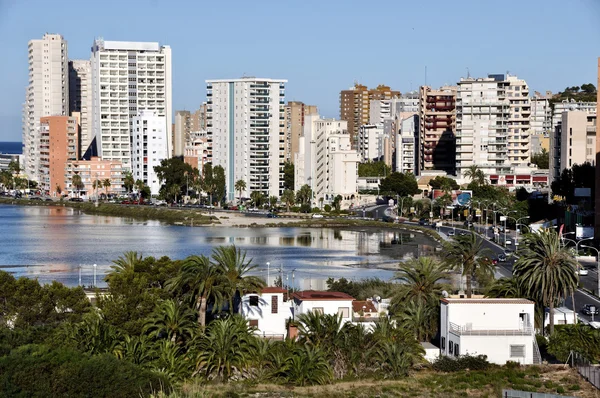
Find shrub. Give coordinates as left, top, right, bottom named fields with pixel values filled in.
left=299, top=204, right=311, bottom=213
left=432, top=354, right=490, bottom=372
left=323, top=204, right=332, bottom=213
left=311, top=207, right=321, bottom=213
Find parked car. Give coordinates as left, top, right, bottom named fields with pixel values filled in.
left=579, top=268, right=589, bottom=276
left=491, top=258, right=499, bottom=265
left=498, top=254, right=507, bottom=262
left=312, top=213, right=324, bottom=219
left=69, top=197, right=84, bottom=202
left=419, top=218, right=430, bottom=226
left=581, top=304, right=599, bottom=316
left=505, top=239, right=512, bottom=245
left=448, top=230, right=455, bottom=237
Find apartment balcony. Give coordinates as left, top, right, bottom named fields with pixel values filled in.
left=587, top=126, right=596, bottom=133
left=449, top=322, right=533, bottom=336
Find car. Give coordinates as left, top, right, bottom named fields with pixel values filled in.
left=312, top=213, right=324, bottom=219
left=419, top=218, right=430, bottom=226
left=491, top=258, right=498, bottom=265
left=581, top=304, right=599, bottom=316
left=505, top=239, right=512, bottom=245
left=448, top=230, right=455, bottom=237
left=44, top=197, right=54, bottom=202
left=579, top=268, right=589, bottom=276
left=69, top=197, right=84, bottom=202
left=498, top=254, right=507, bottom=262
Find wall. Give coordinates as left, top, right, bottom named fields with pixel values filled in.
left=294, top=299, right=354, bottom=324
left=241, top=292, right=291, bottom=337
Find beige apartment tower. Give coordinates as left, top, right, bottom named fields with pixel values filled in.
left=285, top=101, right=317, bottom=162
left=340, top=84, right=400, bottom=148
left=419, top=85, right=457, bottom=173
left=558, top=111, right=597, bottom=170
left=23, top=33, right=69, bottom=183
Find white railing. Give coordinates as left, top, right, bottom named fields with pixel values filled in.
left=449, top=322, right=533, bottom=336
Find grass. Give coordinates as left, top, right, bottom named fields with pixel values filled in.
left=0, top=198, right=217, bottom=226
left=153, top=365, right=596, bottom=397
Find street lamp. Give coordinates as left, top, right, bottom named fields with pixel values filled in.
left=93, top=264, right=97, bottom=288
left=581, top=245, right=600, bottom=297
left=266, top=262, right=270, bottom=287
left=507, top=216, right=529, bottom=248
left=498, top=210, right=517, bottom=247
left=447, top=205, right=456, bottom=233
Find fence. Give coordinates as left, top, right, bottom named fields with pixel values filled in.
left=502, top=390, right=575, bottom=398
left=572, top=352, right=600, bottom=390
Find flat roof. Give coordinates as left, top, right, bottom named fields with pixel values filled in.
left=206, top=78, right=287, bottom=83
left=441, top=298, right=534, bottom=305
left=260, top=287, right=287, bottom=294
left=292, top=290, right=355, bottom=301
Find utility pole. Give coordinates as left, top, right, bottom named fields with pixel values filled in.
left=266, top=262, right=270, bottom=286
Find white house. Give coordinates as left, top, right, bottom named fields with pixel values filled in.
left=544, top=307, right=578, bottom=328
left=240, top=287, right=291, bottom=339
left=291, top=291, right=355, bottom=324
left=440, top=298, right=540, bottom=365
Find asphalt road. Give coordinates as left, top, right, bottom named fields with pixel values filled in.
left=433, top=223, right=600, bottom=324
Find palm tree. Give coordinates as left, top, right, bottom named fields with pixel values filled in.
left=0, top=170, right=12, bottom=192
left=167, top=254, right=225, bottom=327
left=55, top=184, right=62, bottom=196
left=92, top=179, right=102, bottom=200
left=143, top=299, right=196, bottom=344
left=72, top=173, right=83, bottom=198
left=106, top=251, right=143, bottom=283
left=114, top=335, right=154, bottom=366
left=211, top=245, right=265, bottom=314
left=195, top=316, right=256, bottom=381
left=513, top=229, right=579, bottom=335
left=297, top=311, right=345, bottom=350
left=103, top=178, right=111, bottom=197
left=123, top=172, right=135, bottom=194
left=281, top=189, right=295, bottom=212
left=392, top=257, right=449, bottom=308
left=296, top=184, right=312, bottom=205
left=397, top=301, right=435, bottom=341
left=168, top=184, right=180, bottom=204
left=371, top=335, right=425, bottom=378
left=463, top=165, right=486, bottom=186
left=280, top=343, right=333, bottom=386
left=234, top=179, right=246, bottom=204
left=443, top=232, right=494, bottom=298
left=250, top=191, right=264, bottom=208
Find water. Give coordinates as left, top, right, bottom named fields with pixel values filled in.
left=0, top=204, right=440, bottom=288
left=0, top=142, right=22, bottom=154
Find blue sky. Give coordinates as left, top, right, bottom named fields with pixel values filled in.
left=1, top=0, right=599, bottom=142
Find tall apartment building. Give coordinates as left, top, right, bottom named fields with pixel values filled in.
left=358, top=124, right=392, bottom=165
left=284, top=101, right=317, bottom=163
left=130, top=111, right=169, bottom=195
left=396, top=114, right=419, bottom=174
left=419, top=85, right=456, bottom=173
left=90, top=39, right=172, bottom=171
left=530, top=92, right=552, bottom=135
left=369, top=93, right=420, bottom=125
left=173, top=110, right=192, bottom=157
left=68, top=60, right=92, bottom=154
left=23, top=33, right=69, bottom=183
left=66, top=156, right=123, bottom=197
left=340, top=84, right=400, bottom=147
left=560, top=112, right=597, bottom=169
left=454, top=74, right=531, bottom=178
left=206, top=78, right=286, bottom=201
left=39, top=116, right=79, bottom=195
left=552, top=99, right=597, bottom=131
left=295, top=116, right=359, bottom=203
left=184, top=130, right=209, bottom=171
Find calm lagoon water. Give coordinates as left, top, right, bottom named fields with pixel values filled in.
left=0, top=204, right=440, bottom=288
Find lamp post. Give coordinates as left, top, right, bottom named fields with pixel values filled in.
left=507, top=216, right=529, bottom=248
left=93, top=263, right=97, bottom=288
left=447, top=205, right=456, bottom=233
left=581, top=245, right=600, bottom=296
left=498, top=210, right=517, bottom=247
left=266, top=262, right=270, bottom=286
left=576, top=237, right=594, bottom=255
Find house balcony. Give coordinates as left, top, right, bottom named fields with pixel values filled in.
left=449, top=322, right=533, bottom=336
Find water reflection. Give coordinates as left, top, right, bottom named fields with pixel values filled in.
left=0, top=204, right=441, bottom=288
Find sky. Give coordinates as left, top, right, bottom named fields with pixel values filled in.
left=0, top=0, right=599, bottom=142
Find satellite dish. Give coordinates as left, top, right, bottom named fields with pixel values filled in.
left=442, top=291, right=449, bottom=298
left=376, top=296, right=381, bottom=301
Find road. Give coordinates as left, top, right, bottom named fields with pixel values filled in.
left=433, top=223, right=600, bottom=324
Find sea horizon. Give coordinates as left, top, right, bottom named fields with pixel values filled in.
left=0, top=141, right=22, bottom=154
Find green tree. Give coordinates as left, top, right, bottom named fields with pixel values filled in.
left=102, top=178, right=111, bottom=196
left=168, top=184, right=180, bottom=203
left=234, top=179, right=246, bottom=204
left=143, top=299, right=196, bottom=345
left=154, top=157, right=193, bottom=200
left=429, top=176, right=459, bottom=191
left=296, top=184, right=313, bottom=205
left=283, top=161, right=295, bottom=190
left=392, top=257, right=449, bottom=308
left=513, top=229, right=579, bottom=335
left=167, top=255, right=225, bottom=327
left=213, top=165, right=226, bottom=205
left=71, top=174, right=84, bottom=198
left=378, top=172, right=419, bottom=197
left=358, top=161, right=391, bottom=177
left=0, top=170, right=12, bottom=191
left=332, top=194, right=342, bottom=212
left=463, top=165, right=486, bottom=186
left=443, top=233, right=494, bottom=298
left=8, top=160, right=21, bottom=176
left=281, top=189, right=295, bottom=212
left=531, top=148, right=549, bottom=169
left=202, top=163, right=214, bottom=205
left=250, top=191, right=265, bottom=208
left=123, top=172, right=135, bottom=194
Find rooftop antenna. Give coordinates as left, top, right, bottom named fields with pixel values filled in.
left=466, top=67, right=470, bottom=78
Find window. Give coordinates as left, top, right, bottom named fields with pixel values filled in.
left=510, top=345, right=525, bottom=358
left=271, top=295, right=278, bottom=314
left=338, top=307, right=350, bottom=318
left=449, top=341, right=454, bottom=354
left=313, top=307, right=324, bottom=314
left=249, top=295, right=259, bottom=307
left=454, top=344, right=459, bottom=356
left=441, top=337, right=446, bottom=350
left=249, top=319, right=258, bottom=328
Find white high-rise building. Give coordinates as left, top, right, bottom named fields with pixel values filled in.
left=206, top=78, right=287, bottom=201
left=552, top=99, right=596, bottom=131
left=91, top=39, right=172, bottom=171
left=530, top=92, right=552, bottom=136
left=396, top=114, right=419, bottom=174
left=130, top=111, right=168, bottom=195
left=455, top=74, right=531, bottom=178
left=69, top=60, right=92, bottom=154
left=295, top=116, right=359, bottom=205
left=358, top=124, right=391, bottom=163
left=23, top=33, right=69, bottom=182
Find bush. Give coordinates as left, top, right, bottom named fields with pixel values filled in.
left=291, top=206, right=300, bottom=213
left=432, top=354, right=490, bottom=372
left=0, top=344, right=170, bottom=397
left=311, top=207, right=321, bottom=213
left=299, top=204, right=311, bottom=213
left=323, top=204, right=332, bottom=213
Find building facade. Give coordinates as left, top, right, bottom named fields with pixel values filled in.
left=68, top=60, right=92, bottom=154
left=240, top=288, right=291, bottom=339
left=396, top=114, right=419, bottom=174
left=358, top=124, right=392, bottom=164
left=173, top=110, right=191, bottom=157
left=284, top=101, right=317, bottom=163
left=23, top=33, right=69, bottom=183
left=340, top=84, right=400, bottom=148
left=183, top=130, right=209, bottom=172
left=455, top=74, right=531, bottom=178
left=206, top=78, right=287, bottom=201
left=66, top=156, right=123, bottom=198
left=419, top=85, right=456, bottom=173
left=39, top=116, right=79, bottom=196
left=90, top=39, right=172, bottom=172
left=130, top=111, right=169, bottom=195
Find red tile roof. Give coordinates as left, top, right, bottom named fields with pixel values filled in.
left=352, top=300, right=377, bottom=313
left=261, top=287, right=287, bottom=294
left=292, top=290, right=355, bottom=301
left=441, top=298, right=534, bottom=305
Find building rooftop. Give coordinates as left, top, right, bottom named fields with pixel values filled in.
left=292, top=291, right=355, bottom=301
left=261, top=287, right=288, bottom=294
left=441, top=298, right=534, bottom=305
left=352, top=300, right=377, bottom=313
